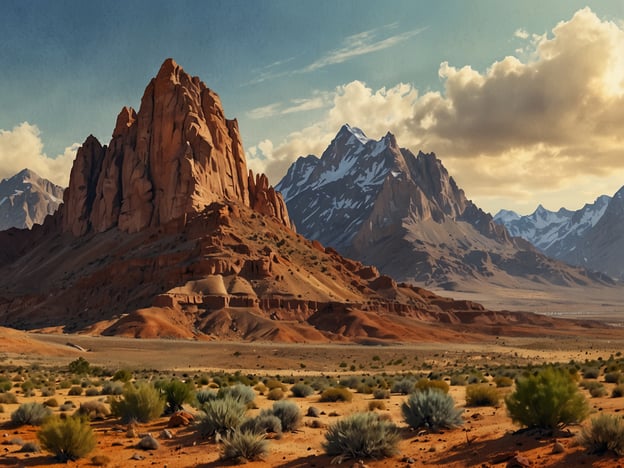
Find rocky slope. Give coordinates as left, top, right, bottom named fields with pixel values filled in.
left=1, top=59, right=589, bottom=342
left=0, top=169, right=64, bottom=231
left=494, top=191, right=624, bottom=280
left=277, top=126, right=612, bottom=289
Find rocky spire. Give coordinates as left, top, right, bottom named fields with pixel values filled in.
left=62, top=58, right=291, bottom=235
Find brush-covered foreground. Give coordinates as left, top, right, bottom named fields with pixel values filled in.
left=1, top=341, right=624, bottom=467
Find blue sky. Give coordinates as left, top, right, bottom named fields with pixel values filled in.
left=1, top=1, right=623, bottom=214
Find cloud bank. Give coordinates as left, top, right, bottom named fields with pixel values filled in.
left=0, top=123, right=77, bottom=186
left=248, top=8, right=624, bottom=212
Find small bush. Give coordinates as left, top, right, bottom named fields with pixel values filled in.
left=450, top=374, right=467, bottom=386
left=41, top=387, right=56, bottom=397
left=402, top=389, right=463, bottom=430
left=19, top=441, right=40, bottom=453
left=85, top=388, right=99, bottom=397
left=112, top=369, right=133, bottom=382
left=68, top=357, right=91, bottom=376
left=505, top=366, right=588, bottom=429
left=373, top=388, right=390, bottom=399
left=196, top=389, right=218, bottom=406
left=391, top=378, right=415, bottom=395
left=323, top=412, right=399, bottom=463
left=240, top=414, right=282, bottom=435
left=158, top=379, right=195, bottom=413
left=199, top=395, right=247, bottom=436
left=38, top=415, right=96, bottom=461
left=583, top=367, right=600, bottom=379
left=605, top=371, right=622, bottom=384
left=368, top=401, right=386, bottom=411
left=221, top=430, right=268, bottom=462
left=263, top=400, right=301, bottom=432
left=68, top=386, right=83, bottom=396
left=291, top=383, right=314, bottom=398
left=494, top=376, right=514, bottom=388
left=0, top=404, right=4, bottom=413
left=578, top=414, right=624, bottom=455
left=11, top=402, right=52, bottom=426
left=0, top=392, right=18, bottom=404
left=589, top=384, right=607, bottom=398
left=101, top=381, right=124, bottom=395
left=320, top=387, right=353, bottom=402
left=415, top=378, right=449, bottom=394
left=307, top=406, right=320, bottom=418
left=264, top=379, right=287, bottom=391
left=466, top=384, right=500, bottom=407
left=110, top=382, right=165, bottom=423
left=76, top=401, right=111, bottom=420
left=267, top=388, right=285, bottom=401
left=612, top=384, right=624, bottom=398
left=44, top=398, right=60, bottom=408
left=217, top=384, right=255, bottom=406
left=0, top=377, right=12, bottom=392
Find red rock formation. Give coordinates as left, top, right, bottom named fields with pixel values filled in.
left=62, top=58, right=290, bottom=235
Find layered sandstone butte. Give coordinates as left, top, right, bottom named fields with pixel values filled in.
left=61, top=58, right=290, bottom=236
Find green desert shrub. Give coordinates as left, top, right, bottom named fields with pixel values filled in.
left=43, top=398, right=60, bottom=408
left=75, top=401, right=111, bottom=420
left=612, top=384, right=624, bottom=398
left=373, top=388, right=390, bottom=399
left=37, top=415, right=96, bottom=462
left=68, top=386, right=83, bottom=396
left=157, top=379, right=195, bottom=413
left=0, top=392, right=18, bottom=404
left=0, top=377, right=12, bottom=392
left=402, top=388, right=463, bottom=430
left=505, top=366, right=589, bottom=429
left=264, top=379, right=287, bottom=391
left=578, top=414, right=624, bottom=455
left=450, top=374, right=468, bottom=386
left=589, top=384, right=607, bottom=398
left=85, top=387, right=99, bottom=397
left=101, top=381, right=124, bottom=395
left=320, top=387, right=353, bottom=402
left=240, top=414, right=282, bottom=435
left=221, top=430, right=268, bottom=463
left=199, top=395, right=247, bottom=437
left=267, top=388, right=285, bottom=401
left=323, top=412, right=399, bottom=463
left=110, top=382, right=165, bottom=423
left=391, top=378, right=415, bottom=395
left=290, top=383, right=314, bottom=398
left=583, top=367, right=600, bottom=379
left=605, top=371, right=622, bottom=384
left=465, top=384, right=500, bottom=407
left=68, top=357, right=91, bottom=376
left=494, top=376, right=514, bottom=388
left=415, top=378, right=449, bottom=394
left=195, top=389, right=218, bottom=406
left=11, top=402, right=52, bottom=426
left=263, top=400, right=301, bottom=432
left=217, top=384, right=255, bottom=406
left=112, top=369, right=133, bottom=382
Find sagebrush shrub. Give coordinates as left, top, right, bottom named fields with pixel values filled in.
left=68, top=386, right=83, bottom=396
left=415, top=378, right=449, bottom=394
left=494, top=376, right=514, bottom=388
left=612, top=384, right=624, bottom=398
left=578, top=414, right=624, bottom=455
left=38, top=415, right=96, bottom=461
left=505, top=366, right=588, bottom=429
left=263, top=400, right=301, bottom=432
left=605, top=372, right=622, bottom=384
left=221, top=430, right=268, bottom=462
left=195, top=389, right=218, bottom=406
left=368, top=401, right=386, bottom=411
left=402, top=388, right=463, bottom=430
left=583, top=367, right=600, bottom=379
left=320, top=387, right=353, bottom=402
left=76, top=401, right=111, bottom=420
left=217, top=384, right=256, bottom=406
left=101, top=381, right=124, bottom=395
left=373, top=388, right=390, bottom=399
left=290, top=383, right=314, bottom=398
left=0, top=392, right=18, bottom=404
left=267, top=388, right=285, bottom=401
left=199, top=395, right=247, bottom=436
left=240, top=414, right=282, bottom=435
left=465, top=384, right=500, bottom=407
left=110, top=382, right=165, bottom=423
left=391, top=378, right=415, bottom=395
left=11, top=402, right=52, bottom=426
left=323, top=412, right=399, bottom=463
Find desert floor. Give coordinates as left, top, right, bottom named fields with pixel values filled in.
left=1, top=331, right=624, bottom=467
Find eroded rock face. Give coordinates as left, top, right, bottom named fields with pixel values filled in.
left=62, top=58, right=290, bottom=235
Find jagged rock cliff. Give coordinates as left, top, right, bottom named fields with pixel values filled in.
left=61, top=58, right=290, bottom=236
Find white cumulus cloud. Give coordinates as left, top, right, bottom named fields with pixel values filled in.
left=249, top=8, right=624, bottom=213
left=0, top=122, right=77, bottom=186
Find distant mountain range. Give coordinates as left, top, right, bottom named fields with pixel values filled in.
left=0, top=168, right=64, bottom=231
left=277, top=125, right=611, bottom=289
left=495, top=188, right=624, bottom=280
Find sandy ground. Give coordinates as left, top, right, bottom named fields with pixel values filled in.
left=1, top=332, right=624, bottom=467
